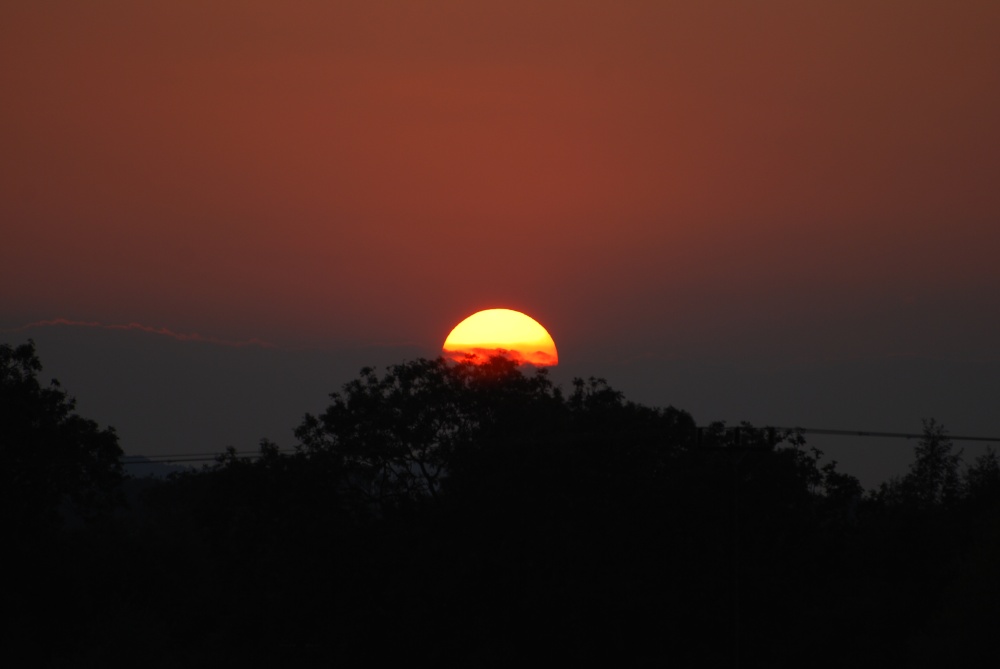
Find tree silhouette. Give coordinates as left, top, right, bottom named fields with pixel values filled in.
left=878, top=418, right=963, bottom=510
left=1, top=340, right=125, bottom=664
left=1, top=340, right=123, bottom=536
left=14, top=350, right=989, bottom=666
left=294, top=356, right=566, bottom=509
left=964, top=446, right=1000, bottom=502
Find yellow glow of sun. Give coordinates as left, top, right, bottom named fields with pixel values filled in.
left=443, top=308, right=558, bottom=366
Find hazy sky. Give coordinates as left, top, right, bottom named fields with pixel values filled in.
left=3, top=2, right=999, bottom=485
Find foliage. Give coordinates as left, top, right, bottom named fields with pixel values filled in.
left=906, top=418, right=963, bottom=506
left=293, top=356, right=706, bottom=514
left=295, top=356, right=563, bottom=506
left=964, top=447, right=1000, bottom=501
left=877, top=418, right=963, bottom=509
left=0, top=340, right=123, bottom=536
left=13, top=352, right=999, bottom=665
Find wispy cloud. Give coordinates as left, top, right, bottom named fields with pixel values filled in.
left=2, top=318, right=278, bottom=349
left=442, top=346, right=557, bottom=367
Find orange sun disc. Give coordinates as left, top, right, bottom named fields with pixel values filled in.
left=443, top=309, right=558, bottom=366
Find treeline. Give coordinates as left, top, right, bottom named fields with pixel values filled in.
left=4, top=343, right=1000, bottom=667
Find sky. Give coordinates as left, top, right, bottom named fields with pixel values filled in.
left=3, top=1, right=999, bottom=487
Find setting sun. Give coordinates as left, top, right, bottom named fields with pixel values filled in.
left=443, top=309, right=558, bottom=366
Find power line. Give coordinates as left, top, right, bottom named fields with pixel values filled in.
left=122, top=448, right=299, bottom=466
left=773, top=427, right=1000, bottom=443
left=120, top=426, right=999, bottom=468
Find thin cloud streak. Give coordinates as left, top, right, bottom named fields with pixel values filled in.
left=2, top=318, right=279, bottom=349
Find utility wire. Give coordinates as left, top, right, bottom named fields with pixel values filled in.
left=773, top=427, right=999, bottom=442
left=122, top=448, right=300, bottom=466
left=120, top=426, right=999, bottom=467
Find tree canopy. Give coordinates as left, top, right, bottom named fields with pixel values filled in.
left=293, top=356, right=702, bottom=512
left=6, top=348, right=1000, bottom=666
left=1, top=340, right=123, bottom=536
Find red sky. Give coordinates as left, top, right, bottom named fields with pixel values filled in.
left=3, top=0, right=999, bottom=363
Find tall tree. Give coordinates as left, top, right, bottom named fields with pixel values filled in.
left=293, top=356, right=553, bottom=507
left=902, top=418, right=962, bottom=508
left=0, top=340, right=123, bottom=536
